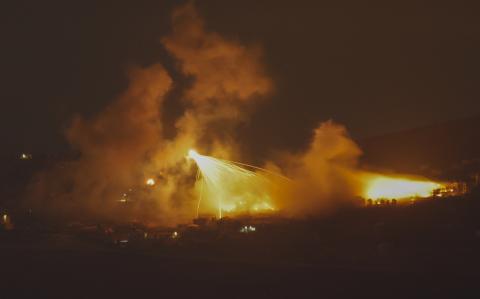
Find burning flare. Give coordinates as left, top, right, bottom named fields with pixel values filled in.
left=187, top=149, right=199, bottom=160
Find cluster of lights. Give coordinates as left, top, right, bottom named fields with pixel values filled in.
left=117, top=178, right=155, bottom=205
left=240, top=225, right=256, bottom=233
left=118, top=193, right=128, bottom=203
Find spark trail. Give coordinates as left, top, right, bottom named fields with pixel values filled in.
left=187, top=149, right=282, bottom=218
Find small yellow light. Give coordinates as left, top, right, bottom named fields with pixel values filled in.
left=146, top=178, right=155, bottom=186
left=20, top=153, right=31, bottom=160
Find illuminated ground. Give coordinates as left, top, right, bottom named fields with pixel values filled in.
left=1, top=196, right=480, bottom=298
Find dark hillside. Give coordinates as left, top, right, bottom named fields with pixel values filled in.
left=359, top=114, right=480, bottom=179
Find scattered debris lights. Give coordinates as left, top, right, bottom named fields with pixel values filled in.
left=240, top=225, right=256, bottom=233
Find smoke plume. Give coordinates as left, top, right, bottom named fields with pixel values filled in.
left=27, top=2, right=377, bottom=226
left=27, top=2, right=273, bottom=225
left=271, top=121, right=364, bottom=217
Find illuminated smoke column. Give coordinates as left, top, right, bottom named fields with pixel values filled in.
left=26, top=2, right=273, bottom=225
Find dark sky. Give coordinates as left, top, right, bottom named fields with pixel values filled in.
left=2, top=0, right=480, bottom=155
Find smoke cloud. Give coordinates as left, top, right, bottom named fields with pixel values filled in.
left=162, top=3, right=272, bottom=104
left=271, top=121, right=364, bottom=217
left=27, top=2, right=377, bottom=226
left=27, top=2, right=273, bottom=225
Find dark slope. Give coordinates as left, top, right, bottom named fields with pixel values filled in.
left=359, top=114, right=480, bottom=179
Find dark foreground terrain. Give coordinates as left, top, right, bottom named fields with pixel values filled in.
left=1, top=196, right=480, bottom=298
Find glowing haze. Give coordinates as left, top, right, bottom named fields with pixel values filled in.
left=187, top=149, right=277, bottom=219
left=362, top=174, right=443, bottom=200
left=27, top=2, right=443, bottom=225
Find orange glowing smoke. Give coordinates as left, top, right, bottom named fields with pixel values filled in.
left=26, top=2, right=453, bottom=226
left=26, top=2, right=273, bottom=226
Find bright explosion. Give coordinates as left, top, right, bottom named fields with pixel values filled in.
left=188, top=149, right=446, bottom=216
left=187, top=149, right=278, bottom=219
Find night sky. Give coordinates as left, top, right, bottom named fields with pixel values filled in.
left=2, top=0, right=480, bottom=155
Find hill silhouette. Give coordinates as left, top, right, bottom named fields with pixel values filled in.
left=359, top=114, right=480, bottom=180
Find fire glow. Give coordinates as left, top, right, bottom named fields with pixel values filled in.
left=187, top=149, right=450, bottom=213
left=363, top=174, right=444, bottom=201
left=27, top=3, right=462, bottom=226
left=187, top=149, right=446, bottom=218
